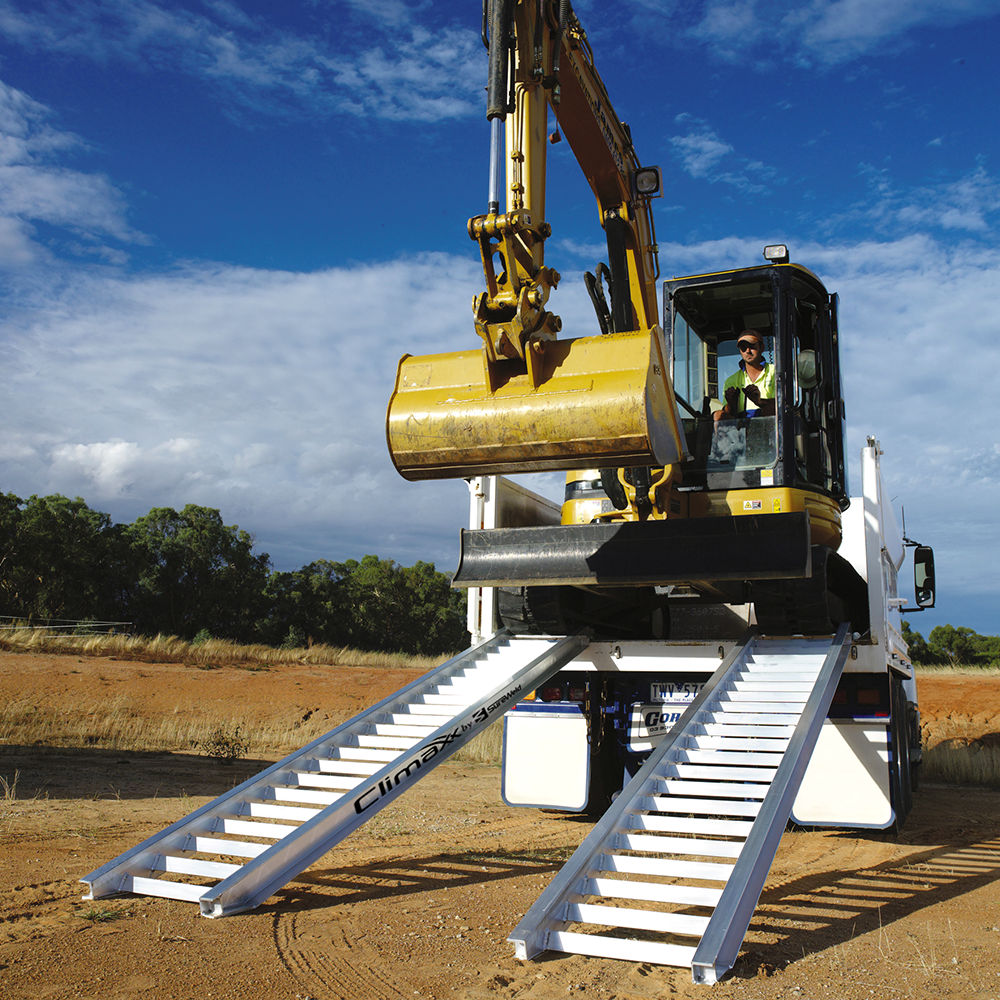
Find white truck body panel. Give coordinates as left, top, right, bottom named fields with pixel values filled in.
left=486, top=440, right=921, bottom=830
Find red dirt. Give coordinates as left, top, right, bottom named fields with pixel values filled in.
left=3, top=652, right=1000, bottom=1000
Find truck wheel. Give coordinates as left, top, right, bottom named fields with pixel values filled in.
left=890, top=676, right=913, bottom=830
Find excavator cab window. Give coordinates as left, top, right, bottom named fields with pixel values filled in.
left=668, top=277, right=779, bottom=490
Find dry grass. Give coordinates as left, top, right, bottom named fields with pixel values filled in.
left=0, top=685, right=504, bottom=764
left=0, top=626, right=447, bottom=672
left=922, top=742, right=1000, bottom=788
left=452, top=720, right=503, bottom=764
left=0, top=691, right=350, bottom=755
left=916, top=663, right=1000, bottom=676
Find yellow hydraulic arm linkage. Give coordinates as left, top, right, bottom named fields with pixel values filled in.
left=386, top=0, right=686, bottom=481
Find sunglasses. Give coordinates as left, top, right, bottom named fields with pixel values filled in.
left=737, top=340, right=761, bottom=352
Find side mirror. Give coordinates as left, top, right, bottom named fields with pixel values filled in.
left=914, top=546, right=935, bottom=608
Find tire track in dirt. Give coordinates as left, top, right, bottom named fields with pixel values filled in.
left=275, top=912, right=410, bottom=1000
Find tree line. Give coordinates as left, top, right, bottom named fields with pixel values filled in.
left=902, top=621, right=1000, bottom=667
left=0, top=491, right=468, bottom=655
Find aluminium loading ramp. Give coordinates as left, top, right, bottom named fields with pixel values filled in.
left=82, top=631, right=588, bottom=917
left=509, top=624, right=852, bottom=986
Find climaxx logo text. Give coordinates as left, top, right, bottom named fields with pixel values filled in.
left=353, top=683, right=523, bottom=814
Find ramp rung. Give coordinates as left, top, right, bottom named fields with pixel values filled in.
left=190, top=837, right=269, bottom=859
left=419, top=693, right=474, bottom=706
left=244, top=802, right=318, bottom=822
left=387, top=713, right=452, bottom=727
left=272, top=788, right=342, bottom=806
left=371, top=723, right=439, bottom=738
left=615, top=833, right=744, bottom=859
left=566, top=902, right=710, bottom=938
left=356, top=735, right=421, bottom=749
left=663, top=764, right=777, bottom=782
left=703, top=709, right=802, bottom=724
left=304, top=760, right=382, bottom=776
left=218, top=818, right=296, bottom=839
left=546, top=930, right=696, bottom=967
left=328, top=748, right=399, bottom=763
left=154, top=854, right=242, bottom=879
left=731, top=684, right=816, bottom=696
left=694, top=722, right=796, bottom=736
left=600, top=854, right=734, bottom=882
left=129, top=876, right=208, bottom=903
left=717, top=694, right=808, bottom=707
left=672, top=749, right=784, bottom=767
left=287, top=773, right=361, bottom=791
left=658, top=779, right=771, bottom=798
left=645, top=795, right=762, bottom=817
left=405, top=703, right=466, bottom=716
left=686, top=736, right=790, bottom=752
left=734, top=672, right=822, bottom=683
left=631, top=814, right=754, bottom=837
left=584, top=877, right=723, bottom=907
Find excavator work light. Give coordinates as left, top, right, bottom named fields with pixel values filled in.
left=634, top=166, right=661, bottom=198
left=763, top=244, right=789, bottom=263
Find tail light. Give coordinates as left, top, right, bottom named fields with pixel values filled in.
left=539, top=685, right=563, bottom=702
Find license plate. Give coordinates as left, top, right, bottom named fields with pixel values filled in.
left=650, top=681, right=705, bottom=702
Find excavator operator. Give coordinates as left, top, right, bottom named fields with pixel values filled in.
left=713, top=330, right=776, bottom=420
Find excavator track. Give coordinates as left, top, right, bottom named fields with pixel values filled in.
left=499, top=547, right=869, bottom=641
left=498, top=585, right=668, bottom=639
left=754, top=546, right=869, bottom=637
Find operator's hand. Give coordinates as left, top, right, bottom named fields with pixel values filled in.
left=724, top=386, right=739, bottom=412
left=743, top=384, right=761, bottom=406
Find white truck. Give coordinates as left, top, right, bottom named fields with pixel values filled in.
left=469, top=434, right=934, bottom=833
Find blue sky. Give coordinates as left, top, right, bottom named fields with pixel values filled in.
left=1, top=0, right=999, bottom=637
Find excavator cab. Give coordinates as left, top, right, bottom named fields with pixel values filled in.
left=665, top=249, right=850, bottom=547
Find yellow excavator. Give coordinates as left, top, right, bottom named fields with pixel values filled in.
left=386, top=0, right=874, bottom=638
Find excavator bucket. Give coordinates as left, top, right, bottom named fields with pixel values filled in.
left=386, top=327, right=687, bottom=481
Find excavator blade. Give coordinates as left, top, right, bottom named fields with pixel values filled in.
left=386, top=328, right=686, bottom=481
left=452, top=512, right=813, bottom=588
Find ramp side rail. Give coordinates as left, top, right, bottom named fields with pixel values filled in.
left=508, top=624, right=852, bottom=984
left=83, top=630, right=589, bottom=917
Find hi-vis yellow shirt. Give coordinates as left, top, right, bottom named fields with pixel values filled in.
left=722, top=362, right=776, bottom=415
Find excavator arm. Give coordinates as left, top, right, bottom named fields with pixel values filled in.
left=386, top=0, right=686, bottom=481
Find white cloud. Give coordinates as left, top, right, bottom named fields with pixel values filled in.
left=669, top=115, right=780, bottom=193
left=848, top=162, right=1000, bottom=237
left=1, top=252, right=486, bottom=570
left=794, top=0, right=1000, bottom=62
left=3, top=229, right=995, bottom=625
left=0, top=80, right=145, bottom=265
left=678, top=0, right=1000, bottom=66
left=0, top=0, right=484, bottom=123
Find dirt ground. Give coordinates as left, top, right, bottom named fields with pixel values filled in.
left=3, top=650, right=1000, bottom=1000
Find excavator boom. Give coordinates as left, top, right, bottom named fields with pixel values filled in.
left=386, top=0, right=685, bottom=481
